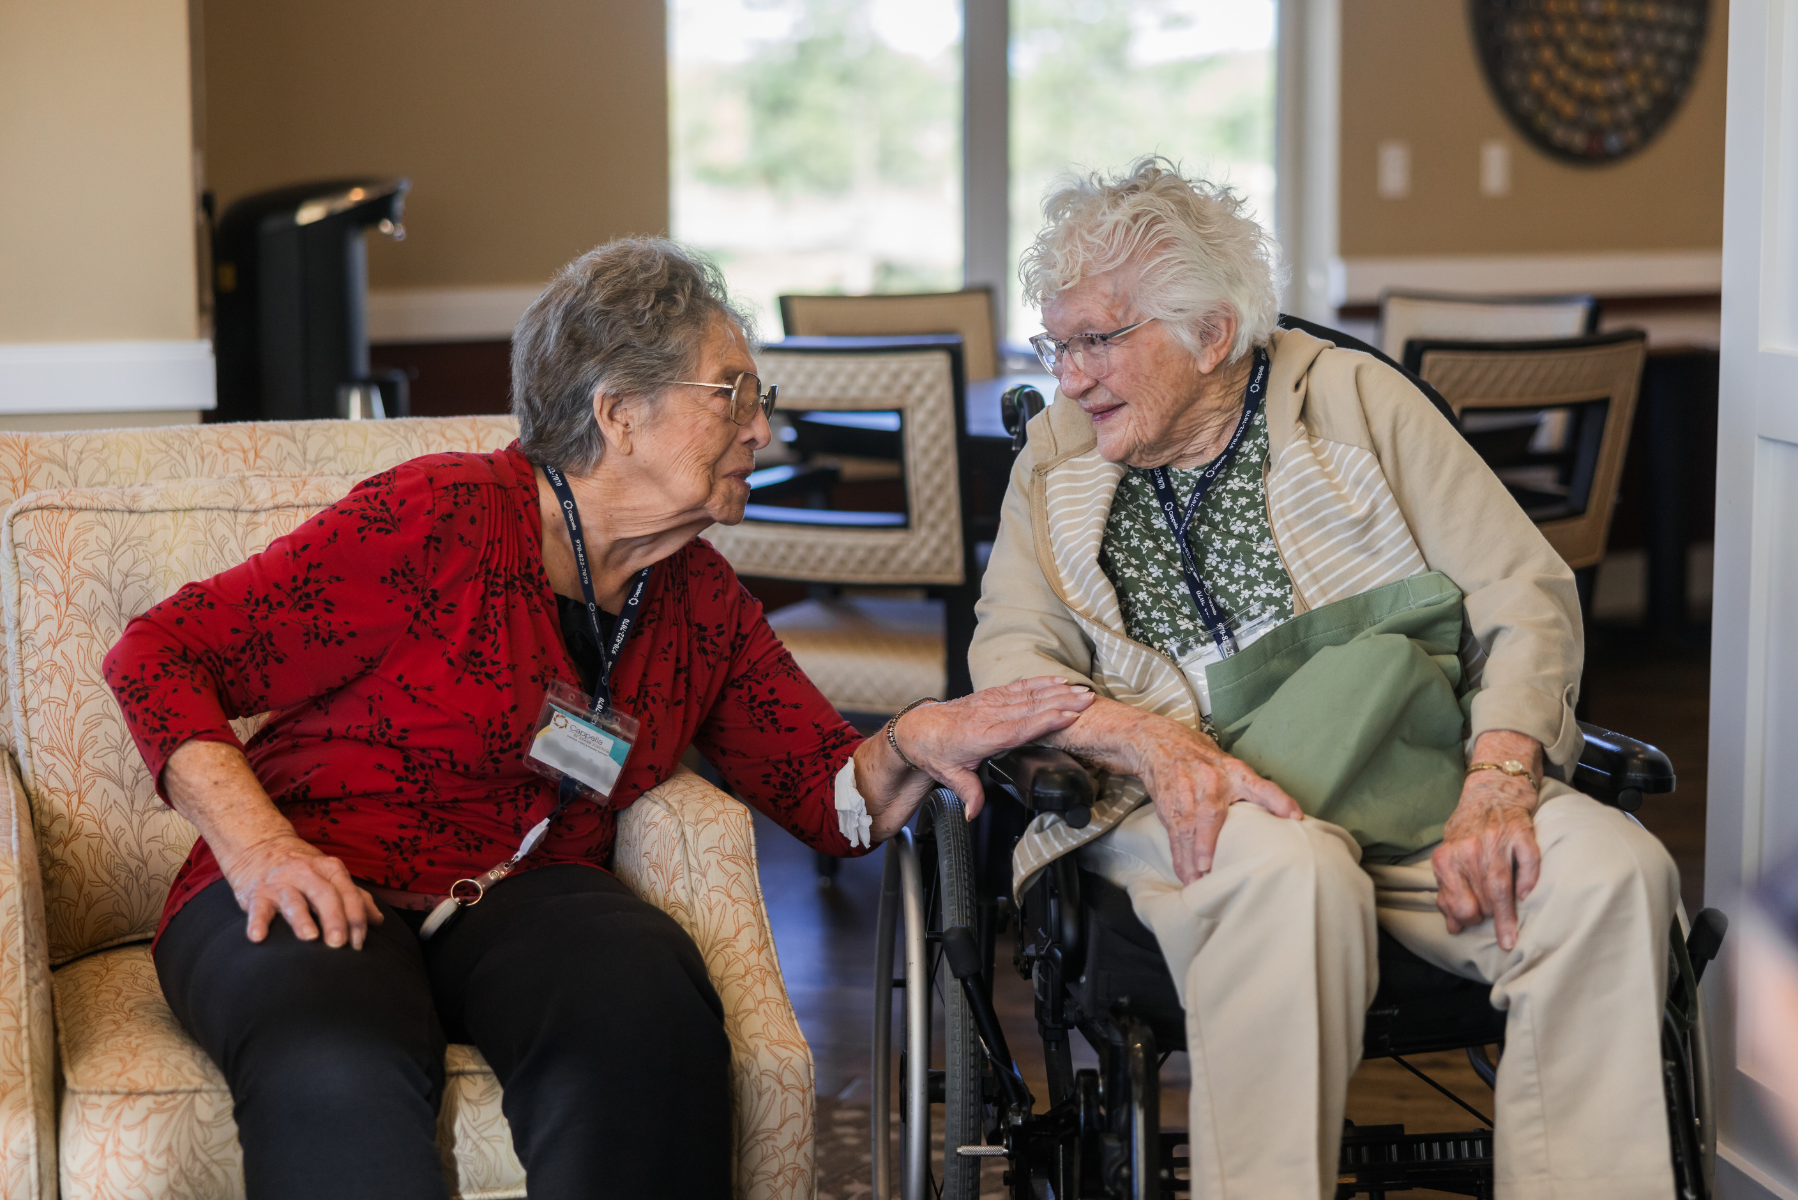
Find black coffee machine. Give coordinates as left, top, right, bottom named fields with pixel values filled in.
left=210, top=179, right=410, bottom=423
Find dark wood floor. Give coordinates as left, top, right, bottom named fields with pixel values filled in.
left=752, top=618, right=1710, bottom=1196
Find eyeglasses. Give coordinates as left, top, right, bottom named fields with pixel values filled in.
left=666, top=372, right=779, bottom=425
left=1029, top=317, right=1158, bottom=378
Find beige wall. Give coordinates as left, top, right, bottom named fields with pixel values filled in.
left=203, top=0, right=670, bottom=291
left=0, top=0, right=199, bottom=343
left=1339, top=0, right=1728, bottom=258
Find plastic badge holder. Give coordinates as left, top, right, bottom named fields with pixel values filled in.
left=1176, top=610, right=1285, bottom=719
left=523, top=678, right=639, bottom=798
left=418, top=681, right=639, bottom=940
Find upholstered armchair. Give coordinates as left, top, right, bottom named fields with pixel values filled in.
left=0, top=419, right=814, bottom=1199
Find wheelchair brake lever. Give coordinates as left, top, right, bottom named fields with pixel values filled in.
left=943, top=925, right=1035, bottom=1112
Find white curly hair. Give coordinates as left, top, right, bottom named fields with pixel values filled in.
left=1019, top=156, right=1281, bottom=363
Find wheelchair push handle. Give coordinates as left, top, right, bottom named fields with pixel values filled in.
left=1001, top=384, right=1047, bottom=455
left=980, top=745, right=1094, bottom=828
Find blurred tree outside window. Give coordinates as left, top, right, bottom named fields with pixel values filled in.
left=671, top=0, right=965, bottom=337
left=670, top=0, right=1275, bottom=348
left=1009, top=0, right=1276, bottom=344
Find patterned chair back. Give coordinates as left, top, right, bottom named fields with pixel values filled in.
left=706, top=340, right=968, bottom=587
left=0, top=418, right=517, bottom=963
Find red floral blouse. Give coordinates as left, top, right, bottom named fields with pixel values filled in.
left=103, top=445, right=866, bottom=944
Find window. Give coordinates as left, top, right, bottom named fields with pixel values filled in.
left=1008, top=0, right=1276, bottom=343
left=671, top=0, right=965, bottom=337
left=672, top=0, right=1277, bottom=348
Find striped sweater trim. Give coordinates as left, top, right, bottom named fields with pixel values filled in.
left=1009, top=430, right=1434, bottom=899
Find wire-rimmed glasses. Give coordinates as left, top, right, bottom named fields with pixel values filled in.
left=667, top=372, right=779, bottom=425
left=1028, top=317, right=1158, bottom=378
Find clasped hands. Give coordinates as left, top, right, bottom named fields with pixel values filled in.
left=1031, top=696, right=1546, bottom=950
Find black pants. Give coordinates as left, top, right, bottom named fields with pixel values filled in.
left=156, top=864, right=732, bottom=1200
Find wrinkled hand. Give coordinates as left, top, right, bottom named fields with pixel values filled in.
left=884, top=676, right=1095, bottom=828
left=1432, top=769, right=1541, bottom=951
left=221, top=833, right=384, bottom=950
left=1133, top=714, right=1302, bottom=885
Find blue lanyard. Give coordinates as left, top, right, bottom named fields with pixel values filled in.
left=540, top=464, right=651, bottom=716
left=1144, top=348, right=1269, bottom=660
left=540, top=464, right=652, bottom=813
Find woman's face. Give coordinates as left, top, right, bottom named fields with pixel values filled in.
left=1039, top=269, right=1232, bottom=469
left=622, top=316, right=770, bottom=527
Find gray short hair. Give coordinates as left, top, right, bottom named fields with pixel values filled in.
left=511, top=238, right=754, bottom=472
left=1019, top=156, right=1280, bottom=363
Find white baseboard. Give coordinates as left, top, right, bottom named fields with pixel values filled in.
left=1716, top=1140, right=1798, bottom=1200
left=0, top=340, right=215, bottom=415
left=367, top=285, right=544, bottom=344
left=1334, top=251, right=1723, bottom=307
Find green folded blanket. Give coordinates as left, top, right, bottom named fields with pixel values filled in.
left=1207, top=571, right=1471, bottom=863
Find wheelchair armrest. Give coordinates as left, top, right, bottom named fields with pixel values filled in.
left=1572, top=721, right=1676, bottom=813
left=980, top=746, right=1095, bottom=829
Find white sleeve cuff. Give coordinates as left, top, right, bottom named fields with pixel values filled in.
left=834, top=758, right=872, bottom=849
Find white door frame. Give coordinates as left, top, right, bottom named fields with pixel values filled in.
left=1705, top=0, right=1799, bottom=1195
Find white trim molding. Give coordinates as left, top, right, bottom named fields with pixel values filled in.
left=1275, top=0, right=1342, bottom=322
left=0, top=340, right=215, bottom=415
left=962, top=0, right=1009, bottom=302
left=366, top=285, right=544, bottom=344
left=1334, top=250, right=1723, bottom=307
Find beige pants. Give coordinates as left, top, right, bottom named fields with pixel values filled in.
left=1075, top=783, right=1681, bottom=1200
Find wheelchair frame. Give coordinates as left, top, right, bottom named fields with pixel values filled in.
left=871, top=724, right=1728, bottom=1200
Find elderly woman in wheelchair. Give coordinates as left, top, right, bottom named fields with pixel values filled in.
left=870, top=157, right=1723, bottom=1200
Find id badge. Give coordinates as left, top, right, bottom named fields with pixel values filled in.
left=1177, top=611, right=1285, bottom=718
left=524, top=679, right=639, bottom=799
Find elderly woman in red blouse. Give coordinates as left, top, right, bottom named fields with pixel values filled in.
left=103, top=237, right=1092, bottom=1200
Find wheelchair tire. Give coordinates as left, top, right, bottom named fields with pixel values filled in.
left=872, top=791, right=985, bottom=1200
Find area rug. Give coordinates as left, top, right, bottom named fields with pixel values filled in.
left=814, top=1098, right=1008, bottom=1199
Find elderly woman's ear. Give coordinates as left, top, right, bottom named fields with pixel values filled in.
left=590, top=388, right=640, bottom=456
left=1196, top=310, right=1240, bottom=374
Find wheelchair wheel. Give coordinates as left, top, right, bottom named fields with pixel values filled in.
left=871, top=789, right=985, bottom=1200
left=1664, top=909, right=1720, bottom=1199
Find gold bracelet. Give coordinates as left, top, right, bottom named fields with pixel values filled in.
left=1467, top=759, right=1535, bottom=784
left=885, top=697, right=941, bottom=773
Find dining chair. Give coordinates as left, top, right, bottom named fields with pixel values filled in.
left=778, top=289, right=1001, bottom=381
left=1403, top=330, right=1650, bottom=606
left=711, top=336, right=983, bottom=715
left=1379, top=289, right=1598, bottom=362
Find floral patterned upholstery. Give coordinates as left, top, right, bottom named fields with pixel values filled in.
left=0, top=415, right=518, bottom=760
left=0, top=418, right=814, bottom=1199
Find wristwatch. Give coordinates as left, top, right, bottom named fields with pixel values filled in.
left=1467, top=759, right=1535, bottom=784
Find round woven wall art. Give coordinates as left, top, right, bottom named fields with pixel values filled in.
left=1470, top=0, right=1711, bottom=163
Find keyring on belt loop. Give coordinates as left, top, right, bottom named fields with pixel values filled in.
left=450, top=878, right=486, bottom=906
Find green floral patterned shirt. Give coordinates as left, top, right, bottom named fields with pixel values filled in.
left=1098, top=404, right=1294, bottom=732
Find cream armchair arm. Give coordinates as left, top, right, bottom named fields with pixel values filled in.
left=0, top=751, right=55, bottom=1199
left=612, top=766, right=815, bottom=1200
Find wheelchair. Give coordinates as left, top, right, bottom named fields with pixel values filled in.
left=870, top=726, right=1729, bottom=1200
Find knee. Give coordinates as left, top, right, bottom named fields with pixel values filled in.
left=239, top=1025, right=443, bottom=1115
left=509, top=907, right=727, bottom=1057
left=1220, top=807, right=1370, bottom=897
left=1537, top=798, right=1680, bottom=924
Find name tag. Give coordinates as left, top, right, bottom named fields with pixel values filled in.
left=1177, top=611, right=1286, bottom=718
left=524, top=679, right=638, bottom=799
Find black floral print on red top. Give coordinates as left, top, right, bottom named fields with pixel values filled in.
left=103, top=444, right=866, bottom=946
